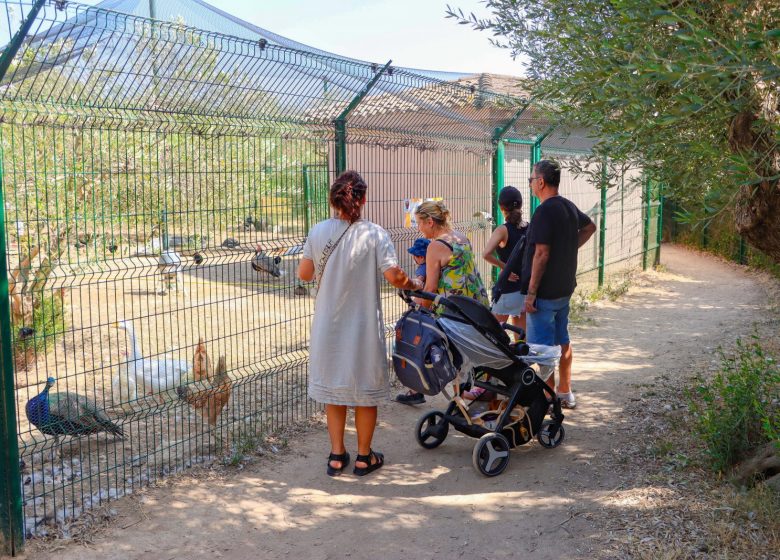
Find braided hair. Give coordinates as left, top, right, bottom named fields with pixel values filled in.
left=329, top=170, right=368, bottom=223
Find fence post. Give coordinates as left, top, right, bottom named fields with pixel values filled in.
left=598, top=162, right=607, bottom=287
left=492, top=139, right=505, bottom=227
left=642, top=177, right=651, bottom=271
left=489, top=103, right=530, bottom=284
left=530, top=141, right=541, bottom=214
left=0, top=152, right=25, bottom=556
left=160, top=209, right=169, bottom=251
left=529, top=125, right=555, bottom=215
left=491, top=138, right=505, bottom=283
left=302, top=165, right=311, bottom=233
left=655, top=186, right=663, bottom=267
left=0, top=1, right=47, bottom=554
left=334, top=119, right=347, bottom=176
left=334, top=60, right=391, bottom=176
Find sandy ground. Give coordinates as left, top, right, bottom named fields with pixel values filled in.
left=16, top=244, right=776, bottom=560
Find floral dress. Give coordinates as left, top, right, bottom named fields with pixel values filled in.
left=436, top=238, right=489, bottom=307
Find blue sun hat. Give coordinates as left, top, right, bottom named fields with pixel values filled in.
left=407, top=238, right=430, bottom=257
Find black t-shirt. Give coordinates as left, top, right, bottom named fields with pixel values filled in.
left=495, top=222, right=527, bottom=294
left=521, top=196, right=593, bottom=299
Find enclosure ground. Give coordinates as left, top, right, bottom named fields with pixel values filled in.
left=15, top=244, right=779, bottom=560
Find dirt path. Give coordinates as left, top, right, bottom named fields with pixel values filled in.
left=19, top=244, right=774, bottom=560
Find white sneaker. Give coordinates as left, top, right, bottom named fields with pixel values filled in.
left=558, top=391, right=576, bottom=409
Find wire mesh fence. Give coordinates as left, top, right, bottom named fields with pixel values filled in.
left=0, top=0, right=660, bottom=550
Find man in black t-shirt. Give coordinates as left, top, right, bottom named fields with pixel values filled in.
left=522, top=160, right=596, bottom=409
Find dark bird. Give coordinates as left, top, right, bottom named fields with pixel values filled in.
left=18, top=326, right=35, bottom=340
left=107, top=243, right=118, bottom=254
left=25, top=378, right=124, bottom=447
left=221, top=238, right=240, bottom=249
left=293, top=284, right=308, bottom=296
left=193, top=252, right=204, bottom=265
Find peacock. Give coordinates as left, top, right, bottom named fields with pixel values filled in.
left=112, top=320, right=191, bottom=406
left=26, top=377, right=124, bottom=446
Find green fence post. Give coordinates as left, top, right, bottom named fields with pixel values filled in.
left=642, top=177, right=650, bottom=270
left=160, top=209, right=169, bottom=251
left=0, top=155, right=25, bottom=556
left=491, top=138, right=505, bottom=283
left=0, top=1, right=47, bottom=554
left=529, top=125, right=555, bottom=215
left=302, top=165, right=311, bottom=233
left=489, top=102, right=530, bottom=284
left=598, top=163, right=607, bottom=287
left=334, top=119, right=347, bottom=176
left=655, top=188, right=663, bottom=267
left=334, top=60, right=391, bottom=176
left=530, top=142, right=541, bottom=214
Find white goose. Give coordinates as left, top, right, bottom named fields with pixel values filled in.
left=111, top=320, right=191, bottom=407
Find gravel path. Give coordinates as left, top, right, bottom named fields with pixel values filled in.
left=20, top=244, right=774, bottom=560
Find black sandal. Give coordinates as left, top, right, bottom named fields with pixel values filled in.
left=326, top=451, right=350, bottom=477
left=353, top=450, right=384, bottom=477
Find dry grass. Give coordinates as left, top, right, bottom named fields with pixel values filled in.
left=590, top=367, right=780, bottom=560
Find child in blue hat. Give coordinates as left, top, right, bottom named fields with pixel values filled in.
left=395, top=238, right=431, bottom=406
left=407, top=238, right=430, bottom=286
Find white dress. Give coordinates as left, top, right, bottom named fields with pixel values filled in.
left=303, top=218, right=398, bottom=406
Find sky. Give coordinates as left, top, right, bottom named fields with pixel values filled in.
left=0, top=0, right=524, bottom=76
left=224, top=0, right=523, bottom=76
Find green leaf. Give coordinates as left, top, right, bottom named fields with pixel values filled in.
left=766, top=29, right=780, bottom=39
left=657, top=15, right=678, bottom=26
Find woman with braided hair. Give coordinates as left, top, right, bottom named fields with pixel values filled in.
left=298, top=170, right=421, bottom=477
left=482, top=185, right=528, bottom=332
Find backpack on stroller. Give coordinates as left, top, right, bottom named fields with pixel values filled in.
left=393, top=289, right=565, bottom=476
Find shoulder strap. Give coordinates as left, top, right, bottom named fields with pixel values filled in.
left=435, top=238, right=453, bottom=251
left=316, top=222, right=352, bottom=291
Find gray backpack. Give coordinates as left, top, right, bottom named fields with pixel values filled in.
left=392, top=308, right=460, bottom=396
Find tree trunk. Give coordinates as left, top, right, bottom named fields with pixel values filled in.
left=728, top=107, right=780, bottom=263
left=733, top=181, right=780, bottom=263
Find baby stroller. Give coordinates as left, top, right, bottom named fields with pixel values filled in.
left=393, top=289, right=565, bottom=476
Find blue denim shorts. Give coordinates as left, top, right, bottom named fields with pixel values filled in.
left=526, top=296, right=571, bottom=346
left=491, top=290, right=525, bottom=316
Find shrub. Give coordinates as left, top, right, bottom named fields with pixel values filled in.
left=690, top=337, right=780, bottom=473
left=13, top=291, right=67, bottom=365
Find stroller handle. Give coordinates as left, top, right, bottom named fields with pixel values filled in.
left=500, top=322, right=525, bottom=339
left=398, top=289, right=455, bottom=309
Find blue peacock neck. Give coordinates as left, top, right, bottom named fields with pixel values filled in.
left=26, top=386, right=51, bottom=426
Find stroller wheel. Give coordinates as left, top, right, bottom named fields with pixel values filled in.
left=537, top=420, right=565, bottom=449
left=472, top=433, right=510, bottom=477
left=415, top=411, right=449, bottom=449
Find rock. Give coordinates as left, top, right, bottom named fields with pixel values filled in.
left=734, top=442, right=780, bottom=487
left=765, top=472, right=780, bottom=493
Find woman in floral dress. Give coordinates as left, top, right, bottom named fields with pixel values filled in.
left=395, top=199, right=489, bottom=405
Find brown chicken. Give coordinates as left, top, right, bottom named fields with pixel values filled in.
left=192, top=338, right=211, bottom=383
left=177, top=341, right=232, bottom=429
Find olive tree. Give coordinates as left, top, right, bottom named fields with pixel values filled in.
left=448, top=1, right=780, bottom=262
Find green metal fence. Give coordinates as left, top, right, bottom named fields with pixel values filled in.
left=0, top=1, right=661, bottom=553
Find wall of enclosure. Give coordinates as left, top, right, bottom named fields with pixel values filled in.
left=0, top=1, right=660, bottom=553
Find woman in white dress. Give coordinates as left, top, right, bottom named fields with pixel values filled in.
left=298, top=170, right=422, bottom=477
